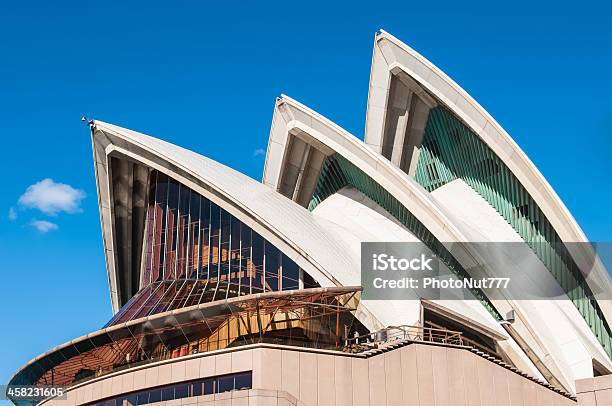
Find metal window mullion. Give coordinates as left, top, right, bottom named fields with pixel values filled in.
left=130, top=281, right=164, bottom=320
left=226, top=215, right=232, bottom=299
left=167, top=279, right=188, bottom=310
left=161, top=177, right=171, bottom=280
left=148, top=172, right=159, bottom=285
left=238, top=221, right=243, bottom=296
left=148, top=280, right=175, bottom=316
left=249, top=228, right=253, bottom=295
left=213, top=207, right=222, bottom=300
left=195, top=194, right=202, bottom=280
left=205, top=202, right=212, bottom=284
left=262, top=239, right=266, bottom=292
left=184, top=189, right=192, bottom=280
left=181, top=279, right=199, bottom=309
left=173, top=185, right=182, bottom=280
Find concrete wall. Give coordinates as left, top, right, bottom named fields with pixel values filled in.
left=46, top=347, right=257, bottom=406
left=79, top=389, right=303, bottom=406
left=43, top=343, right=575, bottom=406
left=576, top=375, right=612, bottom=406
left=254, top=344, right=575, bottom=406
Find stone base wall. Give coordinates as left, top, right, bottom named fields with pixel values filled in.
left=146, top=389, right=302, bottom=406
left=41, top=342, right=576, bottom=406
left=576, top=375, right=612, bottom=406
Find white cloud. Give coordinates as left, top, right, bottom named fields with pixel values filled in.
left=30, top=219, right=59, bottom=233
left=18, top=179, right=86, bottom=216
left=253, top=148, right=266, bottom=157
left=8, top=207, right=17, bottom=221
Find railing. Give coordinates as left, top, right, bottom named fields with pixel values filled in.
left=33, top=324, right=465, bottom=393
left=343, top=325, right=464, bottom=353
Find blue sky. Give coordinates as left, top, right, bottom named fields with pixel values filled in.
left=0, top=0, right=611, bottom=396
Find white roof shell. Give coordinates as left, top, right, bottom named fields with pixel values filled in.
left=260, top=88, right=611, bottom=390
left=87, top=30, right=612, bottom=393
left=91, top=121, right=358, bottom=312
left=365, top=30, right=612, bottom=326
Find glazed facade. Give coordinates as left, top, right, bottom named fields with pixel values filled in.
left=141, top=170, right=301, bottom=294
left=8, top=30, right=611, bottom=406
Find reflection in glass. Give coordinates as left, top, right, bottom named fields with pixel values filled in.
left=90, top=372, right=253, bottom=406
left=30, top=288, right=361, bottom=388
left=137, top=170, right=316, bottom=310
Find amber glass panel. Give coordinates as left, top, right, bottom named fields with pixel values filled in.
left=176, top=185, right=190, bottom=278
left=139, top=170, right=308, bottom=303
left=187, top=191, right=201, bottom=278
left=142, top=171, right=157, bottom=285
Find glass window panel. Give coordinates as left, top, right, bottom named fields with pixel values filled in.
left=198, top=304, right=233, bottom=352
left=136, top=391, right=149, bottom=405
left=203, top=378, right=215, bottom=395
left=46, top=350, right=67, bottom=371
left=137, top=170, right=307, bottom=313
left=164, top=178, right=180, bottom=279
left=148, top=389, right=161, bottom=404
left=199, top=199, right=211, bottom=280
left=127, top=321, right=168, bottom=362
left=150, top=280, right=180, bottom=315
left=208, top=203, right=220, bottom=281
left=143, top=170, right=157, bottom=286
left=111, top=284, right=155, bottom=324
left=216, top=210, right=232, bottom=299
left=188, top=192, right=201, bottom=278
left=34, top=356, right=55, bottom=375
left=107, top=328, right=139, bottom=369
left=125, top=394, right=137, bottom=406
left=131, top=281, right=168, bottom=320
left=234, top=372, right=252, bottom=390
left=172, top=306, right=213, bottom=354
left=24, top=362, right=46, bottom=386
left=228, top=218, right=241, bottom=297
left=217, top=376, right=234, bottom=393
left=177, top=185, right=190, bottom=278
left=303, top=271, right=320, bottom=288
left=281, top=254, right=299, bottom=290
left=154, top=173, right=169, bottom=282
left=251, top=233, right=264, bottom=293
left=174, top=383, right=189, bottom=399
left=192, top=380, right=203, bottom=397
left=239, top=224, right=252, bottom=295
left=153, top=314, right=190, bottom=360
left=89, top=332, right=113, bottom=348
left=161, top=386, right=174, bottom=401
left=182, top=280, right=206, bottom=308
left=166, top=280, right=192, bottom=311
left=264, top=242, right=279, bottom=292
left=60, top=341, right=84, bottom=358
